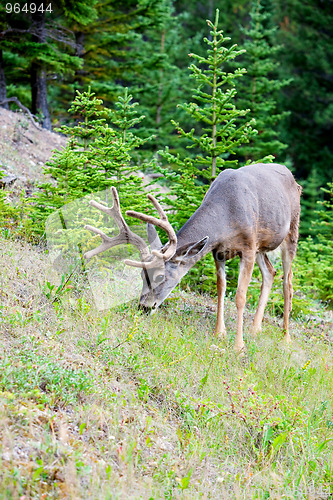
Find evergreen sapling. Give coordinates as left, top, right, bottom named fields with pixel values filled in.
left=159, top=9, right=256, bottom=292
left=33, top=88, right=156, bottom=234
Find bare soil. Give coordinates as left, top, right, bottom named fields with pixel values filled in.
left=0, top=107, right=65, bottom=191
left=0, top=107, right=166, bottom=197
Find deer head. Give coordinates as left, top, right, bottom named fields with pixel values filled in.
left=137, top=224, right=209, bottom=311
left=84, top=187, right=208, bottom=310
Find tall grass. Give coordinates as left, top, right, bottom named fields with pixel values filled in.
left=0, top=236, right=332, bottom=499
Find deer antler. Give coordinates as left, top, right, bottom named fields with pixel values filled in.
left=84, top=187, right=177, bottom=269
left=125, top=193, right=177, bottom=268
left=84, top=187, right=150, bottom=261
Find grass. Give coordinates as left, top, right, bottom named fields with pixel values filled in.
left=0, top=235, right=332, bottom=499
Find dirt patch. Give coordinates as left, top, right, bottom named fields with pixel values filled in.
left=0, top=108, right=166, bottom=197
left=0, top=107, right=66, bottom=188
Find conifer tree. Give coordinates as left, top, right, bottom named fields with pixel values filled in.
left=235, top=0, right=290, bottom=162
left=132, top=0, right=192, bottom=153
left=273, top=0, right=333, bottom=184
left=157, top=10, right=256, bottom=292
left=0, top=6, right=32, bottom=108
left=52, top=0, right=98, bottom=103
left=65, top=1, right=167, bottom=98
left=160, top=9, right=256, bottom=229
left=0, top=1, right=83, bottom=126
left=299, top=168, right=323, bottom=237
left=33, top=88, right=154, bottom=233
left=297, top=181, right=333, bottom=306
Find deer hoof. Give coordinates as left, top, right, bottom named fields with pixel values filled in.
left=215, top=330, right=227, bottom=340
left=234, top=342, right=246, bottom=355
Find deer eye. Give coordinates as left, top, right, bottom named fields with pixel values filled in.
left=154, top=274, right=164, bottom=284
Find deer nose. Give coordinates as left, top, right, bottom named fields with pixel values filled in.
left=138, top=299, right=157, bottom=314
left=138, top=304, right=151, bottom=314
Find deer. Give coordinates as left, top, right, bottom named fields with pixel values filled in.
left=84, top=163, right=301, bottom=352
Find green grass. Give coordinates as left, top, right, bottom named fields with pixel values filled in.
left=0, top=236, right=332, bottom=499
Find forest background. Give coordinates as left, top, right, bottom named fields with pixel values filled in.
left=0, top=0, right=332, bottom=307
left=0, top=2, right=333, bottom=496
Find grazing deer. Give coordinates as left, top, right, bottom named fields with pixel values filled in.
left=84, top=163, right=301, bottom=352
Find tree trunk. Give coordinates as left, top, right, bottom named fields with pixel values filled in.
left=31, top=64, right=51, bottom=130
left=30, top=3, right=52, bottom=130
left=74, top=31, right=85, bottom=89
left=0, top=50, right=9, bottom=109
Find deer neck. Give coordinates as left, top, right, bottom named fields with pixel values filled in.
left=175, top=203, right=231, bottom=263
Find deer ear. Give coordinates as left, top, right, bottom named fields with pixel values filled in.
left=147, top=223, right=163, bottom=251
left=173, top=236, right=209, bottom=264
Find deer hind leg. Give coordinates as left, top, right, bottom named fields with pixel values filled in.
left=250, top=253, right=276, bottom=335
left=280, top=238, right=296, bottom=343
left=235, top=252, right=256, bottom=352
left=214, top=257, right=227, bottom=338
left=279, top=199, right=300, bottom=343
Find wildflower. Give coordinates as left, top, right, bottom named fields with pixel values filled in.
left=302, top=360, right=311, bottom=370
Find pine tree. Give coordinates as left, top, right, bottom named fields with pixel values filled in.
left=53, top=0, right=98, bottom=98
left=65, top=1, right=167, bottom=96
left=273, top=0, right=333, bottom=184
left=156, top=10, right=256, bottom=292
left=131, top=0, right=192, bottom=154
left=173, top=0, right=249, bottom=55
left=160, top=9, right=256, bottom=229
left=32, top=88, right=154, bottom=234
left=299, top=168, right=323, bottom=237
left=0, top=1, right=83, bottom=127
left=38, top=0, right=174, bottom=134
left=0, top=5, right=31, bottom=108
left=235, top=0, right=290, bottom=162
left=297, top=181, right=333, bottom=306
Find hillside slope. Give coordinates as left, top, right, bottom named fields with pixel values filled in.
left=0, top=108, right=167, bottom=215
left=1, top=108, right=332, bottom=499
left=0, top=108, right=65, bottom=190
left=1, top=235, right=333, bottom=499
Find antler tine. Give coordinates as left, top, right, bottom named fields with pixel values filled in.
left=124, top=256, right=161, bottom=269
left=109, top=186, right=125, bottom=225
left=84, top=224, right=116, bottom=260
left=126, top=194, right=177, bottom=262
left=88, top=187, right=124, bottom=225
left=84, top=187, right=149, bottom=261
left=147, top=193, right=168, bottom=220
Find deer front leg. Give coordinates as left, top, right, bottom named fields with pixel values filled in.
left=250, top=253, right=276, bottom=335
left=214, top=258, right=227, bottom=338
left=235, top=253, right=255, bottom=352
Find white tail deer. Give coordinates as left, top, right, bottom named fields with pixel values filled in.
left=84, top=163, right=301, bottom=352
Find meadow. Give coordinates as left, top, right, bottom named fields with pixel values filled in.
left=1, top=235, right=332, bottom=499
